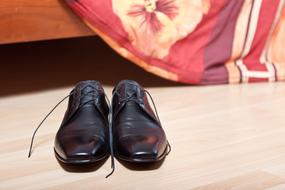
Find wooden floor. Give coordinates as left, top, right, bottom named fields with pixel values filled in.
left=1, top=82, right=285, bottom=189
left=1, top=37, right=285, bottom=189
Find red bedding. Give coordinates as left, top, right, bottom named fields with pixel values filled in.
left=66, top=0, right=285, bottom=84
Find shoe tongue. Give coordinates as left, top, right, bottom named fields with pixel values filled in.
left=116, top=80, right=144, bottom=98
left=74, top=81, right=99, bottom=105
left=80, top=85, right=95, bottom=93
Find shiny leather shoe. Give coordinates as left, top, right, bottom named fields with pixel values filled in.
left=111, top=80, right=170, bottom=163
left=53, top=80, right=110, bottom=164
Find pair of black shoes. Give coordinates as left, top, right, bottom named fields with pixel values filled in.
left=28, top=80, right=170, bottom=177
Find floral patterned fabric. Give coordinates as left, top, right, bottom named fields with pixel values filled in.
left=66, top=0, right=285, bottom=84
left=113, top=0, right=209, bottom=58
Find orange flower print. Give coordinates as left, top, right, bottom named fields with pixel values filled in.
left=112, top=0, right=210, bottom=58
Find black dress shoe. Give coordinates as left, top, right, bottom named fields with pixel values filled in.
left=111, top=80, right=170, bottom=163
left=53, top=80, right=110, bottom=164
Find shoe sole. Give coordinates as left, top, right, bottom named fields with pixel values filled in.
left=54, top=148, right=109, bottom=165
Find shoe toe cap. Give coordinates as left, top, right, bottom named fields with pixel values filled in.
left=55, top=136, right=108, bottom=163
left=115, top=135, right=167, bottom=162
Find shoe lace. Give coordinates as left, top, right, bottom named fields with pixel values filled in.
left=104, top=94, right=115, bottom=178
left=27, top=86, right=118, bottom=178
left=28, top=86, right=99, bottom=158
left=105, top=87, right=171, bottom=178
left=142, top=90, right=171, bottom=156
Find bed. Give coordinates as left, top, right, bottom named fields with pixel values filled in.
left=0, top=0, right=94, bottom=44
